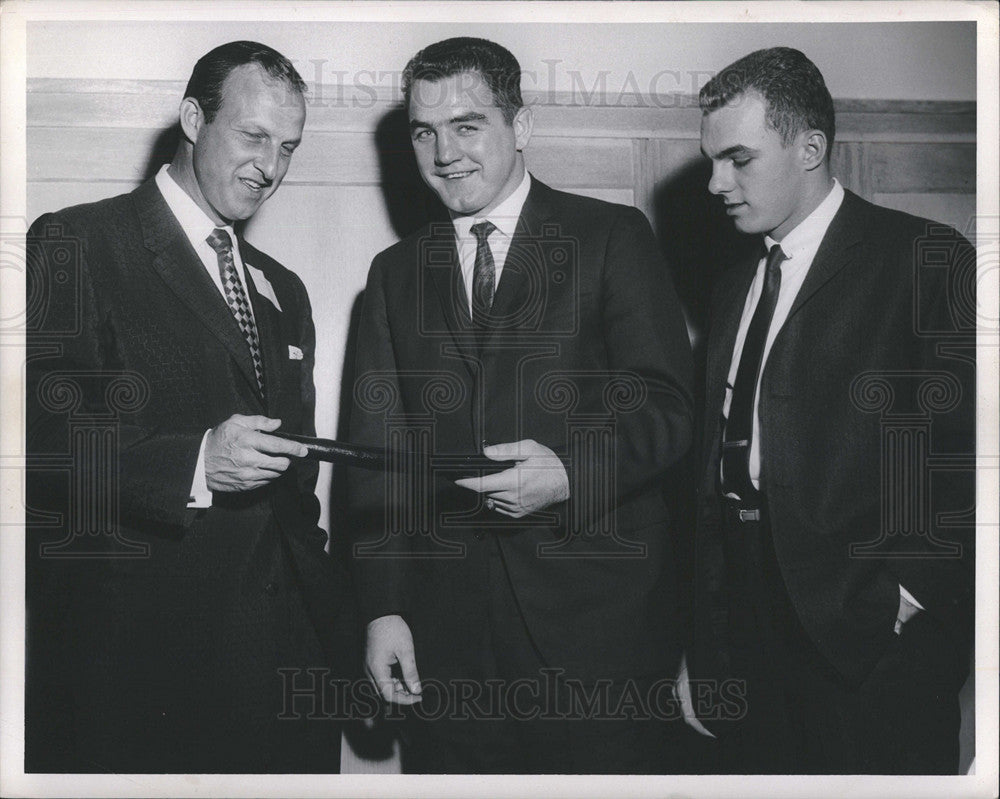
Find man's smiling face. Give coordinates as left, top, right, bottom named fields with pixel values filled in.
left=188, top=63, right=305, bottom=225
left=408, top=70, right=532, bottom=217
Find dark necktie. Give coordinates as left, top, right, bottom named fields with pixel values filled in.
left=470, top=220, right=497, bottom=329
left=721, top=243, right=786, bottom=499
left=206, top=228, right=265, bottom=396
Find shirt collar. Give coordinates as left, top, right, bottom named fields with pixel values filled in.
left=764, top=178, right=844, bottom=262
left=451, top=170, right=532, bottom=241
left=155, top=163, right=237, bottom=249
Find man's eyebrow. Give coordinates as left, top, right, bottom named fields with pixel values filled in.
left=409, top=111, right=489, bottom=132
left=701, top=143, right=757, bottom=159
left=449, top=111, right=488, bottom=124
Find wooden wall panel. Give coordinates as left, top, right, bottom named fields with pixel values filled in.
left=831, top=141, right=874, bottom=199
left=527, top=137, right=633, bottom=189
left=869, top=142, right=976, bottom=194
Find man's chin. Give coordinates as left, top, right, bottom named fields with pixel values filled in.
left=732, top=217, right=765, bottom=236
left=440, top=197, right=484, bottom=216
left=429, top=183, right=484, bottom=216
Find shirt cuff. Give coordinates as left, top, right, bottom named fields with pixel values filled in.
left=899, top=584, right=925, bottom=610
left=186, top=430, right=213, bottom=508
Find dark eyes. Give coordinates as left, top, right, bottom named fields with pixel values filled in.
left=412, top=124, right=479, bottom=142
left=733, top=157, right=751, bottom=168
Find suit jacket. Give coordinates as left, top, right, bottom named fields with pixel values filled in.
left=25, top=178, right=356, bottom=772
left=348, top=177, right=694, bottom=683
left=690, top=190, right=975, bottom=698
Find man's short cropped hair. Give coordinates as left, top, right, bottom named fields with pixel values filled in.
left=184, top=40, right=307, bottom=123
left=402, top=37, right=523, bottom=123
left=699, top=47, right=835, bottom=153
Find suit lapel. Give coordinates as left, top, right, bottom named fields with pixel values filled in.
left=785, top=190, right=866, bottom=323
left=132, top=180, right=263, bottom=405
left=485, top=180, right=552, bottom=340
left=424, top=221, right=481, bottom=375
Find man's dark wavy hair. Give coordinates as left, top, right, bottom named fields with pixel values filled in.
left=402, top=37, right=523, bottom=123
left=184, top=40, right=307, bottom=123
left=699, top=47, right=835, bottom=156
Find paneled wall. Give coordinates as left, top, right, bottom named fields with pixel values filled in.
left=26, top=78, right=976, bottom=772
left=26, top=77, right=976, bottom=426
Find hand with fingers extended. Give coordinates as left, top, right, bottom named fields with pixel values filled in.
left=454, top=439, right=569, bottom=518
left=204, top=414, right=308, bottom=493
left=365, top=614, right=422, bottom=705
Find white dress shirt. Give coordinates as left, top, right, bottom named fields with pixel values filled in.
left=451, top=170, right=532, bottom=315
left=154, top=164, right=251, bottom=508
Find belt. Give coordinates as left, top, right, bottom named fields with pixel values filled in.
left=722, top=495, right=762, bottom=523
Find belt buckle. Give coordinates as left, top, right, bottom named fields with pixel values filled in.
left=738, top=508, right=760, bottom=522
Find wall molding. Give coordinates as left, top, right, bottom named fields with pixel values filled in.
left=28, top=79, right=976, bottom=142
left=27, top=78, right=976, bottom=226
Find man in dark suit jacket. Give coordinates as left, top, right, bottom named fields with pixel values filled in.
left=681, top=47, right=975, bottom=774
left=25, top=41, right=355, bottom=773
left=348, top=38, right=694, bottom=773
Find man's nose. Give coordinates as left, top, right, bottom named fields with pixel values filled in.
left=434, top=131, right=458, bottom=165
left=707, top=161, right=731, bottom=195
left=254, top=147, right=280, bottom=182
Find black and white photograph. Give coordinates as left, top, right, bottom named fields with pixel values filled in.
left=0, top=1, right=996, bottom=796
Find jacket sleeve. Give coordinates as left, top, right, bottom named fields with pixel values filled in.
left=884, top=221, right=976, bottom=639
left=286, top=268, right=326, bottom=550
left=345, top=253, right=408, bottom=623
left=25, top=212, right=204, bottom=533
left=562, top=206, right=695, bottom=516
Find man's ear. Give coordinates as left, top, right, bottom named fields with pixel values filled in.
left=801, top=129, right=828, bottom=172
left=178, top=97, right=204, bottom=144
left=512, top=105, right=534, bottom=151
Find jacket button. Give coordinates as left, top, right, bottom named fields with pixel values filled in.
left=264, top=582, right=279, bottom=596
left=474, top=532, right=485, bottom=541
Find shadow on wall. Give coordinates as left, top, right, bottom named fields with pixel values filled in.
left=141, top=124, right=182, bottom=183
left=650, top=156, right=757, bottom=635
left=652, top=156, right=757, bottom=356
left=373, top=106, right=449, bottom=239
left=330, top=106, right=450, bottom=766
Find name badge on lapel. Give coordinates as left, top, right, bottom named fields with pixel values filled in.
left=245, top=263, right=283, bottom=312
left=288, top=345, right=304, bottom=360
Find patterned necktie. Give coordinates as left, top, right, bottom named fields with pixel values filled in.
left=206, top=228, right=265, bottom=396
left=470, top=220, right=497, bottom=329
left=721, top=243, right=786, bottom=499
